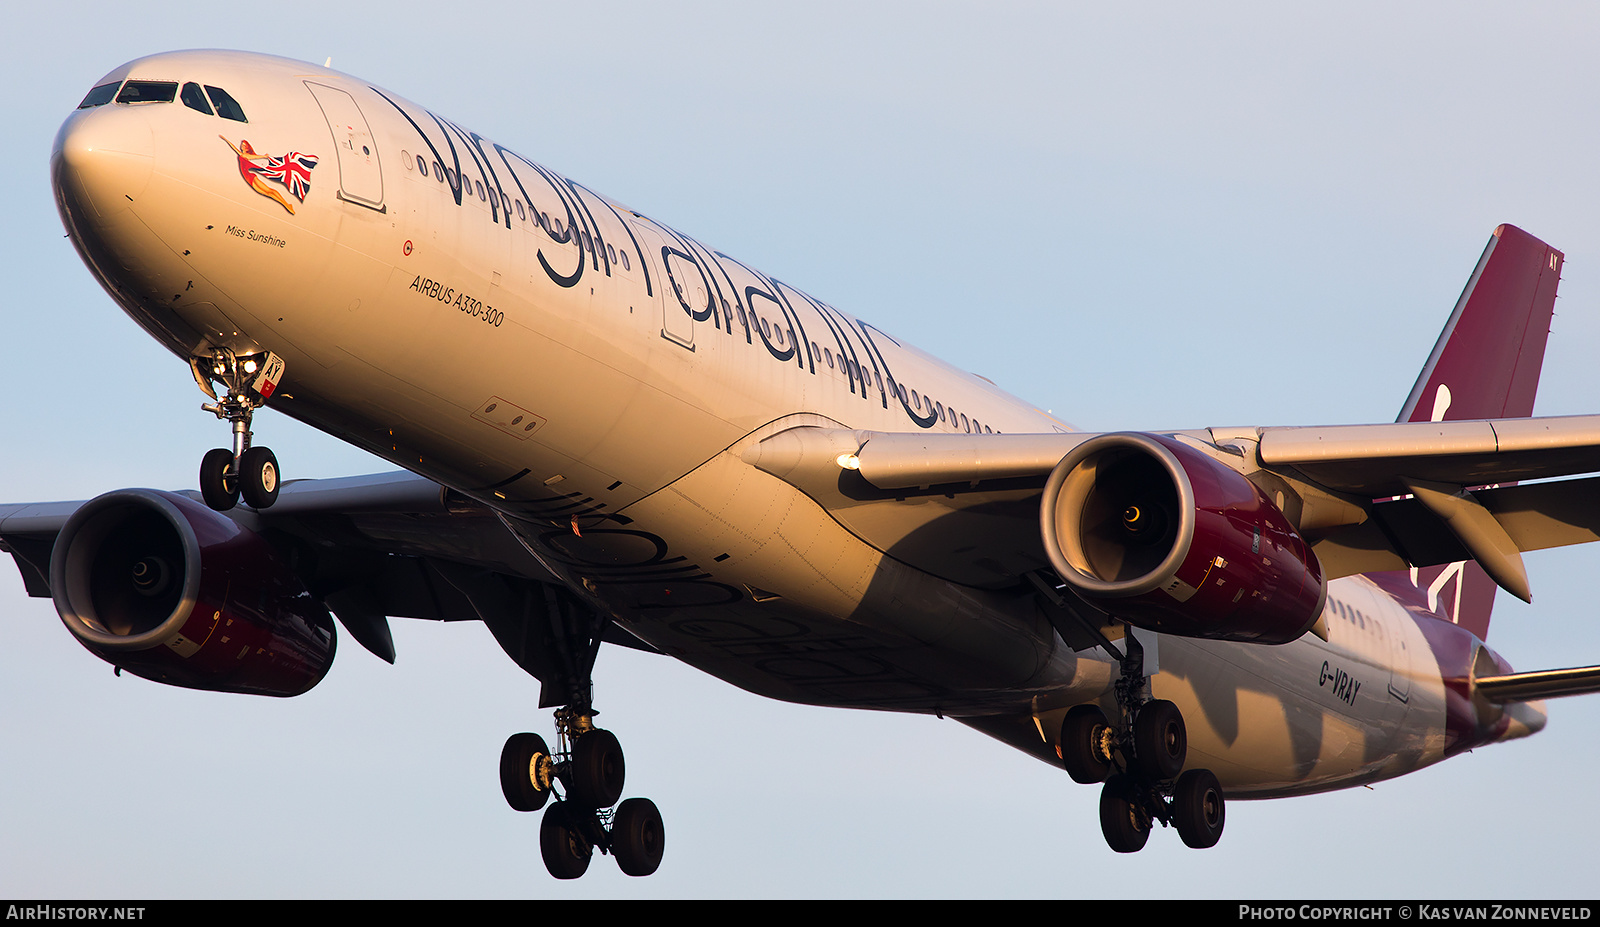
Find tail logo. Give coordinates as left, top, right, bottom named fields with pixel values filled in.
left=1431, top=383, right=1452, bottom=423
left=1413, top=561, right=1467, bottom=624
left=222, top=137, right=319, bottom=215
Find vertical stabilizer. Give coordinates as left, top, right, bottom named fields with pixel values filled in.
left=1389, top=224, right=1563, bottom=638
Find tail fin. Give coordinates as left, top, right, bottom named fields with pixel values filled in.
left=1393, top=224, right=1564, bottom=638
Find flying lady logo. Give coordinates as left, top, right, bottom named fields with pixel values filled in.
left=222, top=136, right=319, bottom=215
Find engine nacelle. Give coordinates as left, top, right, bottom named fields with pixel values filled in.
left=1040, top=433, right=1325, bottom=644
left=49, top=489, right=336, bottom=695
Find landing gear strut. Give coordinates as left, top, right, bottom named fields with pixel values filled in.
left=192, top=348, right=284, bottom=511
left=1060, top=629, right=1227, bottom=853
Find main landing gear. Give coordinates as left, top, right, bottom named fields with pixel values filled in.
left=1058, top=635, right=1226, bottom=853
left=500, top=707, right=664, bottom=879
left=192, top=348, right=285, bottom=511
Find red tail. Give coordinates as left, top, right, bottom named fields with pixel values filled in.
left=1388, top=224, right=1563, bottom=638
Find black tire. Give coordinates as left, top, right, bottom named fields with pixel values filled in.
left=1060, top=704, right=1113, bottom=784
left=239, top=445, right=280, bottom=509
left=199, top=448, right=239, bottom=511
left=1172, top=768, right=1225, bottom=849
left=1133, top=699, right=1186, bottom=781
left=499, top=732, right=553, bottom=812
left=611, top=797, right=665, bottom=877
left=1098, top=775, right=1150, bottom=853
left=540, top=802, right=592, bottom=880
left=568, top=728, right=625, bottom=809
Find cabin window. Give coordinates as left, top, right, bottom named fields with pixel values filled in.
left=417, top=156, right=430, bottom=177
left=961, top=413, right=970, bottom=432
left=936, top=401, right=945, bottom=422
left=502, top=192, right=512, bottom=213
left=911, top=389, right=920, bottom=409
left=117, top=80, right=178, bottom=104
left=737, top=305, right=748, bottom=329
left=775, top=327, right=786, bottom=347
left=475, top=180, right=485, bottom=201
left=515, top=199, right=524, bottom=220
left=825, top=347, right=834, bottom=369
left=620, top=250, right=630, bottom=271
left=78, top=82, right=121, bottom=109
left=204, top=85, right=247, bottom=122
left=760, top=317, right=771, bottom=339
left=810, top=342, right=820, bottom=362
left=180, top=82, right=213, bottom=115
left=607, top=243, right=617, bottom=265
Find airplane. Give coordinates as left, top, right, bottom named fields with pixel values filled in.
left=8, top=47, right=1600, bottom=879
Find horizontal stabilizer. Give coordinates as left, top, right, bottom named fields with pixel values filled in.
left=1477, top=665, right=1600, bottom=703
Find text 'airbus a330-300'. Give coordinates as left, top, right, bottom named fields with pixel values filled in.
left=10, top=49, right=1600, bottom=877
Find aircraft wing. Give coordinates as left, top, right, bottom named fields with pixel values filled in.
left=0, top=471, right=659, bottom=668
left=742, top=415, right=1600, bottom=598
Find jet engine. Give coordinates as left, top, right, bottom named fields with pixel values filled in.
left=49, top=488, right=335, bottom=695
left=1040, top=433, right=1325, bottom=644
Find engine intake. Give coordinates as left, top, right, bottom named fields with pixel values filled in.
left=1041, top=433, right=1325, bottom=644
left=50, top=489, right=335, bottom=695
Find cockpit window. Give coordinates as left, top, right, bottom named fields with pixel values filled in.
left=180, top=82, right=213, bottom=115
left=78, top=82, right=121, bottom=109
left=116, top=80, right=178, bottom=104
left=204, top=85, right=247, bottom=123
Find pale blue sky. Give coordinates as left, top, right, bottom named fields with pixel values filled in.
left=4, top=1, right=1600, bottom=898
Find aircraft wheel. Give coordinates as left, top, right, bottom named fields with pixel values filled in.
left=568, top=728, right=625, bottom=809
left=612, top=797, right=666, bottom=876
left=1172, top=768, right=1225, bottom=849
left=1060, top=704, right=1113, bottom=784
left=1099, top=775, right=1150, bottom=853
left=239, top=446, right=280, bottom=509
left=499, top=732, right=554, bottom=812
left=540, top=802, right=592, bottom=880
left=199, top=448, right=239, bottom=511
left=1133, top=699, right=1186, bottom=781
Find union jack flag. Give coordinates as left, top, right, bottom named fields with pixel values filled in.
left=256, top=152, right=319, bottom=203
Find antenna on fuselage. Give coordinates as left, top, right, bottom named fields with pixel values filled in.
left=324, top=57, right=332, bottom=68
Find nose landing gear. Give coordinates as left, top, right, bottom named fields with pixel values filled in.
left=192, top=348, right=284, bottom=511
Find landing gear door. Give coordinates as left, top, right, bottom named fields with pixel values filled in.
left=304, top=82, right=385, bottom=213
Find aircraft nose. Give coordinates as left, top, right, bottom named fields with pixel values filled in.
left=51, top=107, right=155, bottom=220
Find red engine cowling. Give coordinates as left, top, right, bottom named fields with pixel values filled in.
left=1040, top=433, right=1325, bottom=644
left=49, top=489, right=336, bottom=695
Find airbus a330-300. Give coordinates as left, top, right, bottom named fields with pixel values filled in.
left=11, top=50, right=1600, bottom=878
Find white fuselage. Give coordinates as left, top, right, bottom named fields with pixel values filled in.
left=52, top=50, right=1542, bottom=801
